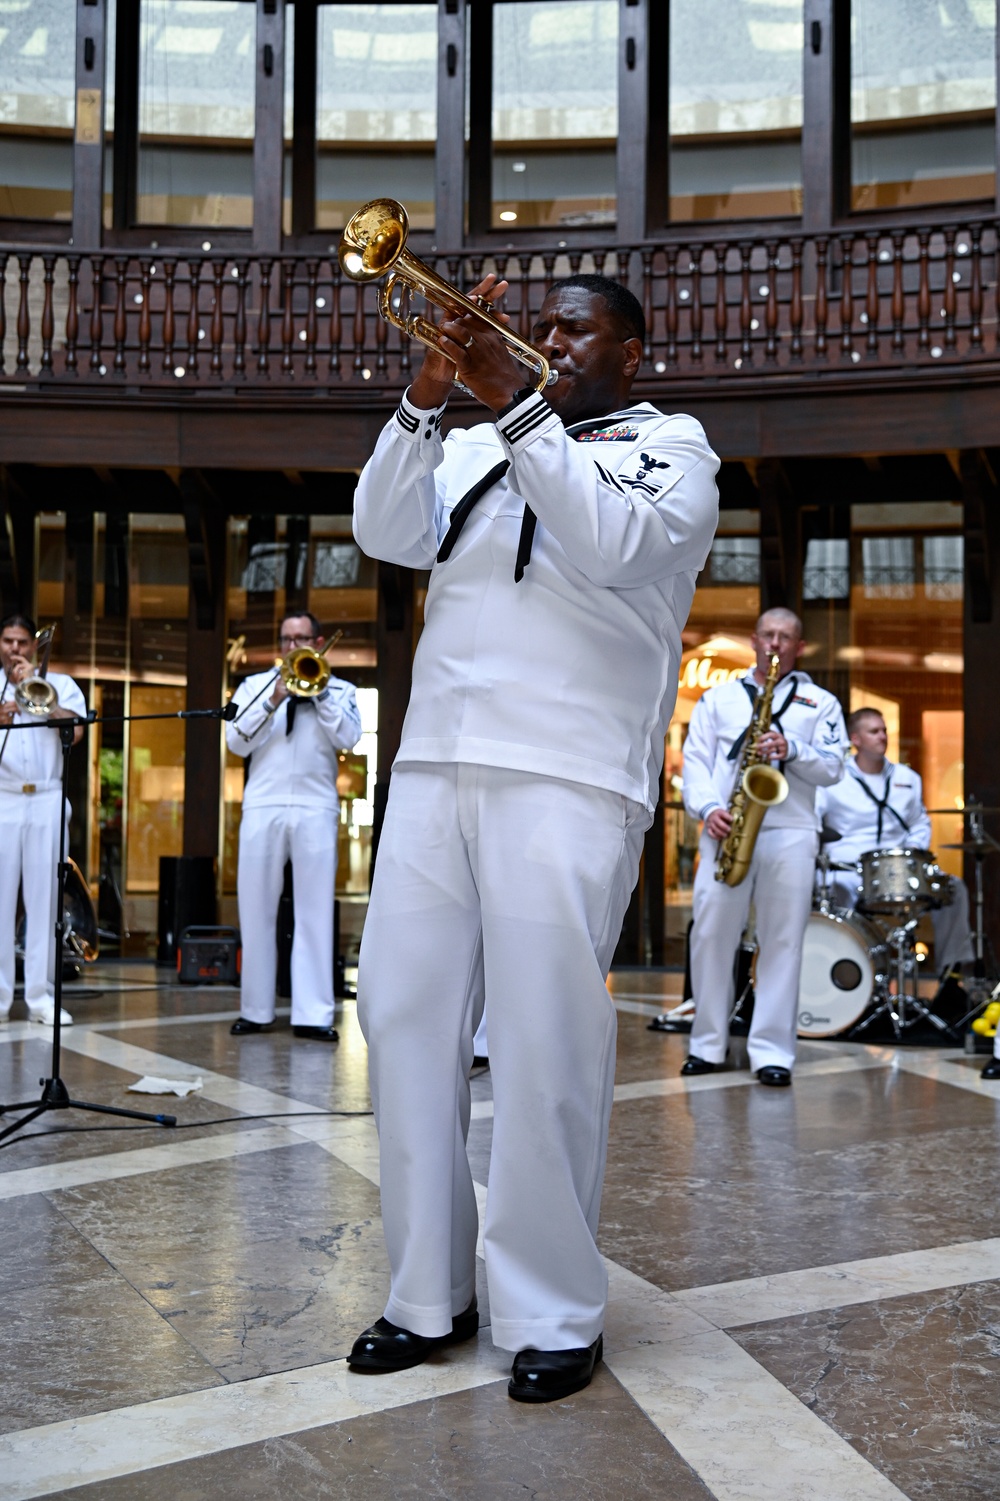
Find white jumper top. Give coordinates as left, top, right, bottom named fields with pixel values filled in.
left=682, top=668, right=848, bottom=831
left=816, top=760, right=932, bottom=863
left=0, top=670, right=87, bottom=793
left=225, top=670, right=362, bottom=812
left=353, top=390, right=720, bottom=812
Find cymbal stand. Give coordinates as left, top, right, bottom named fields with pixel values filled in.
left=951, top=799, right=1000, bottom=1029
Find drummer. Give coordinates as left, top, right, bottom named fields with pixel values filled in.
left=815, top=707, right=973, bottom=973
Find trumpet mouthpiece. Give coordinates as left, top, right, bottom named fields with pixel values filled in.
left=545, top=368, right=559, bottom=386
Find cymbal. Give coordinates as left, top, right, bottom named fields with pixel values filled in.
left=941, top=839, right=1000, bottom=853
left=927, top=807, right=1000, bottom=815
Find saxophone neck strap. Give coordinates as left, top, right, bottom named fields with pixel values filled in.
left=726, top=676, right=798, bottom=762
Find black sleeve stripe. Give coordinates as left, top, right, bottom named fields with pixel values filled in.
left=594, top=462, right=625, bottom=493
left=499, top=396, right=551, bottom=444
left=395, top=403, right=420, bottom=434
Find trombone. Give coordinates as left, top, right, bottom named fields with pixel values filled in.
left=14, top=625, right=59, bottom=717
left=277, top=631, right=343, bottom=699
left=339, top=198, right=556, bottom=392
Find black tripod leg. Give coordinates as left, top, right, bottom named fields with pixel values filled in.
left=0, top=1105, right=50, bottom=1142
left=66, top=1099, right=177, bottom=1126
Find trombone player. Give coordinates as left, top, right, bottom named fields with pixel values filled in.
left=0, top=613, right=86, bottom=1027
left=226, top=613, right=361, bottom=1041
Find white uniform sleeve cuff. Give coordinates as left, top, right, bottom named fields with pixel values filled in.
left=495, top=390, right=558, bottom=453
left=394, top=390, right=447, bottom=443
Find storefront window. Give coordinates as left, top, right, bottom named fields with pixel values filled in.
left=668, top=0, right=803, bottom=222
left=0, top=0, right=76, bottom=220
left=136, top=0, right=256, bottom=227
left=491, top=0, right=618, bottom=230
left=851, top=0, right=996, bottom=211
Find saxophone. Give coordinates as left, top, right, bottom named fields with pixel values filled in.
left=714, top=653, right=790, bottom=887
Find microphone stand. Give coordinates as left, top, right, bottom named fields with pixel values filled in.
left=0, top=701, right=237, bottom=1146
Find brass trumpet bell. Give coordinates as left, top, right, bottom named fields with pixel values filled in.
left=339, top=198, right=555, bottom=392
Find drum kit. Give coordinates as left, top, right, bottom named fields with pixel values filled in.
left=798, top=800, right=1000, bottom=1042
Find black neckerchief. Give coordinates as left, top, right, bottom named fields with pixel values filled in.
left=849, top=763, right=910, bottom=844
left=727, top=675, right=799, bottom=763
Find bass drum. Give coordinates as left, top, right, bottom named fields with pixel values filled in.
left=797, top=908, right=886, bottom=1039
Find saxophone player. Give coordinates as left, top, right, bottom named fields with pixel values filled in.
left=678, top=610, right=848, bottom=1085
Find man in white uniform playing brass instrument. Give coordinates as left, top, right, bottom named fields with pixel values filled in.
left=680, top=610, right=848, bottom=1085
left=815, top=706, right=973, bottom=974
left=0, top=614, right=86, bottom=1027
left=350, top=272, right=719, bottom=1402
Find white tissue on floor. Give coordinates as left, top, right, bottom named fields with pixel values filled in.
left=127, top=1075, right=204, bottom=1098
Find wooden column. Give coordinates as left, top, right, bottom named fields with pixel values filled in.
left=757, top=459, right=800, bottom=614
left=961, top=450, right=1000, bottom=958
left=436, top=0, right=467, bottom=249
left=180, top=476, right=227, bottom=862
left=110, top=0, right=140, bottom=231
left=616, top=0, right=658, bottom=241
left=290, top=0, right=318, bottom=238
left=466, top=0, right=493, bottom=239
left=370, top=562, right=415, bottom=877
left=253, top=0, right=286, bottom=253
left=72, top=0, right=108, bottom=248
left=802, top=0, right=850, bottom=233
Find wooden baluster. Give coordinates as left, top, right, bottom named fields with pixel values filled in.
left=591, top=248, right=608, bottom=276
left=374, top=280, right=388, bottom=376
left=207, top=259, right=224, bottom=377
left=17, top=254, right=32, bottom=373
left=789, top=238, right=803, bottom=361
left=138, top=258, right=152, bottom=374
left=943, top=225, right=957, bottom=350
left=969, top=223, right=983, bottom=349
left=329, top=259, right=342, bottom=376
left=714, top=241, right=728, bottom=362
left=65, top=254, right=80, bottom=374
left=493, top=253, right=509, bottom=331
left=518, top=254, right=533, bottom=342
left=304, top=259, right=319, bottom=377
left=113, top=256, right=128, bottom=373
left=839, top=234, right=854, bottom=358
left=161, top=258, right=176, bottom=373
left=916, top=230, right=931, bottom=352
left=689, top=243, right=703, bottom=363
left=890, top=232, right=905, bottom=353
left=568, top=251, right=583, bottom=276
left=641, top=247, right=654, bottom=365
left=764, top=239, right=779, bottom=362
left=468, top=254, right=484, bottom=292
left=40, top=253, right=56, bottom=374
left=864, top=233, right=879, bottom=357
left=814, top=236, right=828, bottom=358
left=616, top=248, right=631, bottom=292
left=665, top=245, right=679, bottom=365
left=738, top=241, right=752, bottom=361
left=352, top=277, right=366, bottom=376
left=542, top=251, right=557, bottom=296
left=0, top=253, right=7, bottom=375
left=233, top=260, right=248, bottom=377
left=89, top=254, right=105, bottom=373
left=281, top=259, right=296, bottom=377
left=258, top=258, right=273, bottom=375
left=186, top=258, right=202, bottom=374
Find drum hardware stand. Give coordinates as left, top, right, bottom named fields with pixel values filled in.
left=0, top=700, right=237, bottom=1145
left=936, top=798, right=1000, bottom=1031
left=848, top=915, right=956, bottom=1041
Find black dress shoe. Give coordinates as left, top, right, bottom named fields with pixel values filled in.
left=680, top=1055, right=718, bottom=1076
left=292, top=1025, right=339, bottom=1041
left=981, top=1057, right=1000, bottom=1079
left=757, top=1065, right=792, bottom=1087
left=230, top=1017, right=272, bottom=1035
left=349, top=1299, right=479, bottom=1373
left=648, top=1014, right=692, bottom=1034
left=508, top=1334, right=603, bottom=1403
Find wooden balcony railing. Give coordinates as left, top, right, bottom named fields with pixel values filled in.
left=1, top=216, right=998, bottom=399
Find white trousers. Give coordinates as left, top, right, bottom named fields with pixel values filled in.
left=688, top=826, right=817, bottom=1072
left=237, top=803, right=338, bottom=1027
left=357, top=763, right=647, bottom=1353
left=0, top=789, right=61, bottom=1012
left=828, top=872, right=974, bottom=972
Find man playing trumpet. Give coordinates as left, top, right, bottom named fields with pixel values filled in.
left=225, top=613, right=361, bottom=1041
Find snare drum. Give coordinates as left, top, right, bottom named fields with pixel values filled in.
left=797, top=908, right=886, bottom=1038
left=859, top=847, right=951, bottom=914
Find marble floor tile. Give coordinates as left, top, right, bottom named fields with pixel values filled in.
left=32, top=1368, right=714, bottom=1501
left=0, top=1194, right=221, bottom=1435
left=731, top=1280, right=1000, bottom=1500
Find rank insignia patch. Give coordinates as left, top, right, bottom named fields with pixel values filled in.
left=576, top=425, right=640, bottom=442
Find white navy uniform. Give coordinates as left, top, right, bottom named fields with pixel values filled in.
left=226, top=672, right=361, bottom=1028
left=354, top=388, right=719, bottom=1352
left=0, top=670, right=86, bottom=1019
left=816, top=762, right=973, bottom=971
left=683, top=669, right=848, bottom=1072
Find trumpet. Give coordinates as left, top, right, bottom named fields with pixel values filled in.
left=14, top=625, right=59, bottom=717
left=339, top=198, right=556, bottom=392
left=275, top=631, right=343, bottom=699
